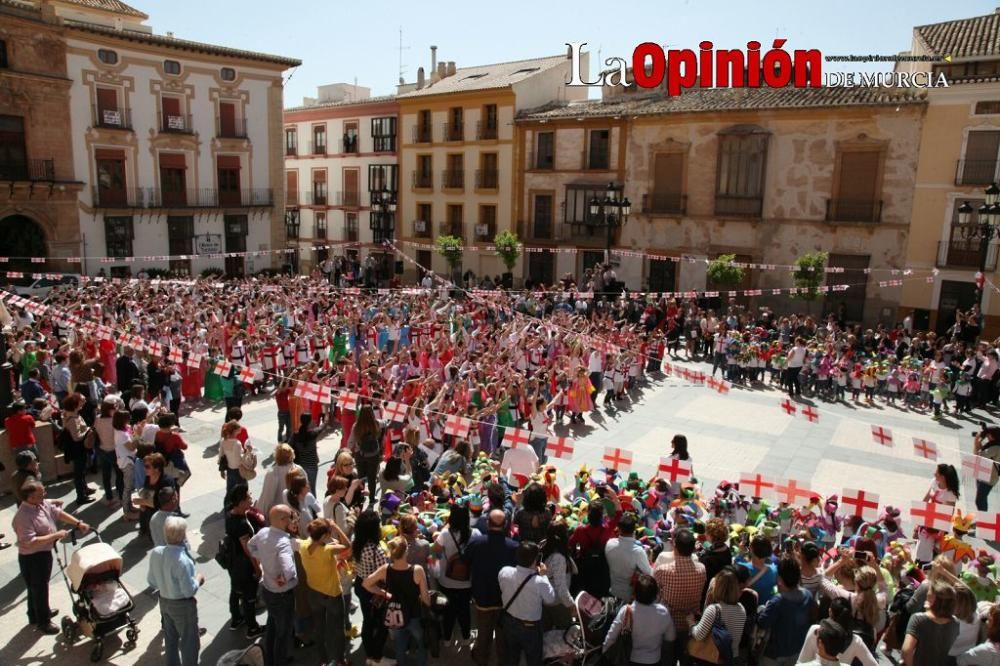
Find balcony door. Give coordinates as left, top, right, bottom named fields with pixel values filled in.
left=159, top=152, right=187, bottom=206
left=0, top=115, right=27, bottom=180
left=962, top=131, right=1000, bottom=185
left=219, top=102, right=237, bottom=138
left=224, top=215, right=248, bottom=277
left=96, top=149, right=127, bottom=206
left=218, top=155, right=241, bottom=207
left=937, top=280, right=978, bottom=335
left=532, top=193, right=553, bottom=240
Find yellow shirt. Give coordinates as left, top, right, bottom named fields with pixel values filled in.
left=297, top=538, right=342, bottom=597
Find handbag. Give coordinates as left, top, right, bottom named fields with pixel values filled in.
left=444, top=531, right=470, bottom=581
left=601, top=605, right=632, bottom=666
left=688, top=604, right=733, bottom=665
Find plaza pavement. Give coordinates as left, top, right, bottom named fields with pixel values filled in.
left=0, top=358, right=991, bottom=665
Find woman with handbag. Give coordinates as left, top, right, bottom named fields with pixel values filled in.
left=61, top=393, right=96, bottom=505
left=363, top=536, right=432, bottom=666
left=602, top=574, right=676, bottom=666
left=689, top=567, right=746, bottom=665
left=298, top=517, right=352, bottom=666
left=433, top=502, right=479, bottom=646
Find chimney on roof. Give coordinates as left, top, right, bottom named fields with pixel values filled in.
left=447, top=61, right=456, bottom=77
left=430, top=45, right=438, bottom=76
left=417, top=67, right=425, bottom=90
left=437, top=62, right=447, bottom=80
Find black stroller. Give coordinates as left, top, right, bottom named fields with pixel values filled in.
left=55, top=529, right=140, bottom=662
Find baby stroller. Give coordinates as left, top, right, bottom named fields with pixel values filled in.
left=541, top=591, right=612, bottom=665
left=56, top=530, right=139, bottom=662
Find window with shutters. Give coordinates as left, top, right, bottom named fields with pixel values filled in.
left=315, top=212, right=327, bottom=239
left=342, top=168, right=359, bottom=207
left=286, top=170, right=298, bottom=205
left=312, top=169, right=327, bottom=205
left=167, top=216, right=194, bottom=275
left=218, top=102, right=243, bottom=138
left=587, top=129, right=610, bottom=169
left=646, top=152, right=685, bottom=214
left=478, top=153, right=498, bottom=189
left=416, top=110, right=432, bottom=143
left=95, top=87, right=128, bottom=128
left=312, top=125, right=326, bottom=155
left=479, top=104, right=498, bottom=140
left=477, top=205, right=496, bottom=240
left=104, top=216, right=133, bottom=258
left=224, top=215, right=247, bottom=277
left=532, top=194, right=553, bottom=240
left=535, top=132, right=554, bottom=169
left=829, top=149, right=882, bottom=222
left=95, top=149, right=127, bottom=207
left=285, top=128, right=298, bottom=156
left=368, top=164, right=398, bottom=194
left=160, top=96, right=188, bottom=133
left=715, top=126, right=769, bottom=217
left=372, top=117, right=396, bottom=152
left=824, top=254, right=869, bottom=324
left=447, top=107, right=464, bottom=141
left=344, top=212, right=358, bottom=241
left=0, top=115, right=27, bottom=181
left=218, top=155, right=241, bottom=207
left=444, top=154, right=463, bottom=189
left=959, top=131, right=1000, bottom=185
left=415, top=203, right=431, bottom=238
left=446, top=204, right=463, bottom=238
left=159, top=152, right=187, bottom=206
left=415, top=155, right=432, bottom=189
left=343, top=121, right=359, bottom=153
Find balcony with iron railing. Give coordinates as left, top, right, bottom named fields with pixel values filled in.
left=344, top=219, right=359, bottom=242
left=93, top=105, right=132, bottom=130
left=936, top=239, right=999, bottom=270
left=412, top=125, right=432, bottom=144
left=412, top=171, right=433, bottom=189
left=336, top=191, right=361, bottom=207
left=309, top=140, right=327, bottom=156
left=340, top=135, right=359, bottom=154
left=527, top=150, right=554, bottom=170
left=475, top=169, right=499, bottom=190
left=956, top=159, right=999, bottom=186
left=159, top=113, right=194, bottom=134
left=304, top=189, right=328, bottom=206
left=217, top=117, right=249, bottom=139
left=286, top=143, right=298, bottom=157
left=474, top=221, right=496, bottom=241
left=92, top=186, right=273, bottom=208
left=439, top=220, right=463, bottom=238
left=641, top=192, right=687, bottom=215
left=714, top=193, right=763, bottom=217
left=525, top=218, right=555, bottom=242
left=560, top=221, right=618, bottom=245
left=477, top=121, right=498, bottom=141
left=0, top=158, right=56, bottom=181
left=412, top=219, right=431, bottom=238
left=373, top=135, right=396, bottom=153
left=315, top=223, right=328, bottom=239
left=443, top=122, right=464, bottom=142
left=442, top=169, right=464, bottom=190
left=825, top=198, right=882, bottom=223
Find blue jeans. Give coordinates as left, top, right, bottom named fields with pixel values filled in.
left=530, top=436, right=547, bottom=465
left=277, top=411, right=291, bottom=443
left=159, top=597, right=200, bottom=666
left=97, top=448, right=123, bottom=500
left=262, top=588, right=295, bottom=666
left=501, top=614, right=543, bottom=666
left=312, top=591, right=346, bottom=664
left=226, top=468, right=242, bottom=497
left=393, top=617, right=427, bottom=666
left=977, top=480, right=995, bottom=511
left=303, top=465, right=318, bottom=498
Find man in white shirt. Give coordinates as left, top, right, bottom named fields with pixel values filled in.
left=498, top=541, right=555, bottom=666
left=588, top=350, right=604, bottom=404
left=247, top=505, right=299, bottom=666
left=785, top=337, right=808, bottom=398
left=500, top=440, right=539, bottom=483
left=604, top=513, right=653, bottom=602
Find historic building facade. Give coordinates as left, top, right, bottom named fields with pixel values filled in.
left=283, top=86, right=398, bottom=275
left=0, top=0, right=84, bottom=275
left=56, top=0, right=298, bottom=276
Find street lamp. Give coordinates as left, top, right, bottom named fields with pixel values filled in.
left=369, top=189, right=397, bottom=284
left=581, top=181, right=631, bottom=265
left=959, top=182, right=1000, bottom=317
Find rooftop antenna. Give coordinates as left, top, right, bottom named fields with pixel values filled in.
left=398, top=27, right=410, bottom=84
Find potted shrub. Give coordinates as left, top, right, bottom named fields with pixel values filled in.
left=493, top=230, right=521, bottom=289
left=791, top=251, right=829, bottom=317
left=434, top=235, right=464, bottom=290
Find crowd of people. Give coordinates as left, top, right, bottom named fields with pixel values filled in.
left=3, top=266, right=1000, bottom=666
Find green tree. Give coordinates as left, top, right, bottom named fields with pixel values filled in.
left=493, top=230, right=521, bottom=274
left=791, top=251, right=829, bottom=315
left=706, top=254, right=745, bottom=286
left=435, top=235, right=463, bottom=284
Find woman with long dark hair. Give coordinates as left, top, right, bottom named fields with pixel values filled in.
left=917, top=463, right=960, bottom=563
left=352, top=509, right=388, bottom=663
left=224, top=484, right=263, bottom=638
left=291, top=413, right=320, bottom=493
left=434, top=501, right=479, bottom=646
left=514, top=482, right=552, bottom=544
left=348, top=405, right=384, bottom=504
left=542, top=519, right=576, bottom=629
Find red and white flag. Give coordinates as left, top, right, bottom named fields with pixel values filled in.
left=186, top=352, right=203, bottom=369
left=912, top=438, right=937, bottom=461
left=739, top=473, right=776, bottom=500
left=213, top=359, right=233, bottom=377
left=336, top=391, right=359, bottom=412
left=316, top=384, right=333, bottom=405
left=841, top=488, right=880, bottom=521
left=501, top=427, right=531, bottom=449
left=910, top=501, right=954, bottom=531
left=870, top=426, right=893, bottom=447
left=962, top=453, right=996, bottom=483
left=382, top=401, right=408, bottom=424
left=975, top=512, right=1000, bottom=541
left=602, top=447, right=633, bottom=473
left=238, top=365, right=256, bottom=385
left=167, top=347, right=184, bottom=364
left=657, top=456, right=692, bottom=483
left=545, top=436, right=575, bottom=460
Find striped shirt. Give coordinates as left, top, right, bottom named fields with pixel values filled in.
left=692, top=602, right=746, bottom=654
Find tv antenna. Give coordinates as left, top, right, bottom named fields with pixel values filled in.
left=398, top=27, right=411, bottom=84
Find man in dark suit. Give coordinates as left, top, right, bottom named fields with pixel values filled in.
left=116, top=346, right=142, bottom=394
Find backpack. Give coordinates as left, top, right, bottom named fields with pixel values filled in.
left=444, top=531, right=470, bottom=582
left=358, top=427, right=382, bottom=461
left=573, top=539, right=611, bottom=599
left=239, top=447, right=258, bottom=481
left=215, top=535, right=233, bottom=570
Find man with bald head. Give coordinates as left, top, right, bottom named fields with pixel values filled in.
left=465, top=508, right=518, bottom=666
left=247, top=504, right=299, bottom=666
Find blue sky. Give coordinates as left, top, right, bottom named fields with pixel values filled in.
left=132, top=0, right=998, bottom=106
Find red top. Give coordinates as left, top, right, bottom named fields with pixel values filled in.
left=155, top=431, right=188, bottom=456
left=275, top=388, right=290, bottom=411
left=568, top=520, right=617, bottom=553
left=5, top=413, right=36, bottom=447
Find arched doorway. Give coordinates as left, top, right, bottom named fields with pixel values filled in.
left=0, top=215, right=47, bottom=285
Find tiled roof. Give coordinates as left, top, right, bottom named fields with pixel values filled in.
left=53, top=0, right=147, bottom=17
left=915, top=11, right=1000, bottom=59
left=64, top=19, right=301, bottom=67
left=516, top=86, right=927, bottom=121
left=397, top=54, right=567, bottom=98
left=285, top=94, right=397, bottom=113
